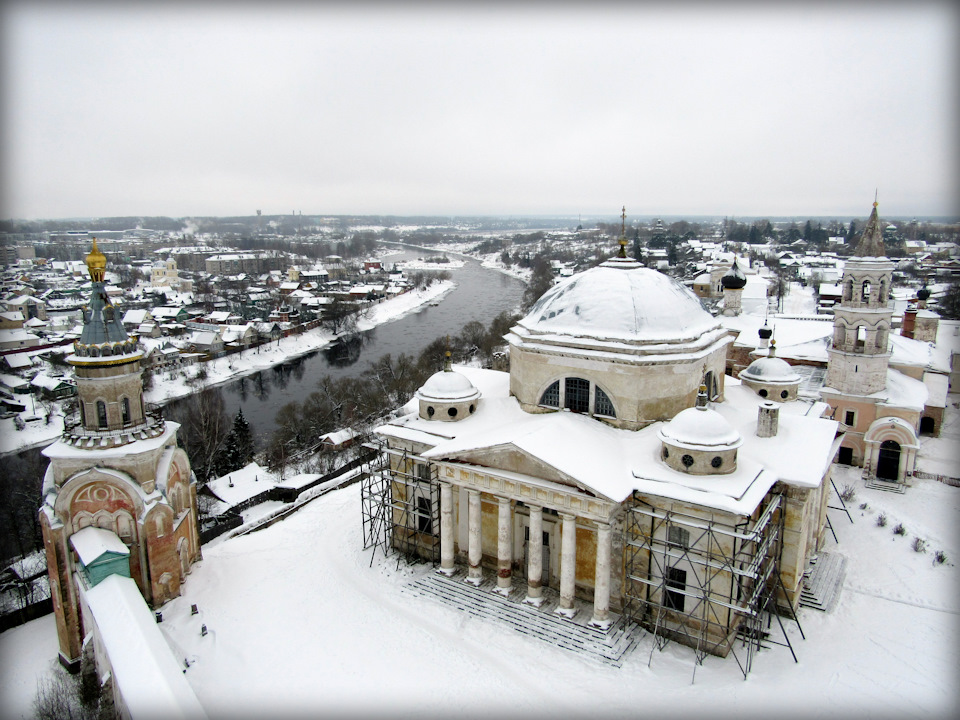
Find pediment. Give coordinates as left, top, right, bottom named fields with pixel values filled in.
left=432, top=442, right=604, bottom=500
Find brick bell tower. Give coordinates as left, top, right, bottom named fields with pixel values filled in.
left=39, top=240, right=201, bottom=669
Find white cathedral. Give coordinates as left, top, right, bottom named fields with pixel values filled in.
left=372, top=216, right=844, bottom=659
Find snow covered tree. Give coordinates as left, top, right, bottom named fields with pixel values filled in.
left=216, top=409, right=255, bottom=475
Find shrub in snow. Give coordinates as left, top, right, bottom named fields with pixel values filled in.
left=933, top=550, right=947, bottom=565
left=876, top=512, right=888, bottom=527
left=912, top=537, right=927, bottom=553
left=840, top=484, right=857, bottom=502
left=893, top=523, right=907, bottom=536
left=858, top=502, right=869, bottom=510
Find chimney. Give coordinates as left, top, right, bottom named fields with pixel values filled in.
left=901, top=303, right=917, bottom=339
left=757, top=401, right=779, bottom=438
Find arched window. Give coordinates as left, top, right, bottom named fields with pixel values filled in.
left=121, top=397, right=131, bottom=426
left=595, top=386, right=616, bottom=417
left=96, top=400, right=108, bottom=428
left=564, top=377, right=590, bottom=413
left=539, top=381, right=560, bottom=408
left=862, top=280, right=871, bottom=304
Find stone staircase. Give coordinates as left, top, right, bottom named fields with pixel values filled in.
left=799, top=551, right=847, bottom=612
left=402, top=570, right=643, bottom=667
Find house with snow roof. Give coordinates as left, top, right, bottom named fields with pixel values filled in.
left=371, top=224, right=840, bottom=664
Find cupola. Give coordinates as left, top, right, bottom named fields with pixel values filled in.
left=739, top=342, right=802, bottom=402
left=720, top=257, right=747, bottom=290
left=415, top=353, right=481, bottom=422
left=657, top=385, right=742, bottom=475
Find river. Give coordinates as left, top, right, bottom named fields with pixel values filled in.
left=208, top=249, right=525, bottom=447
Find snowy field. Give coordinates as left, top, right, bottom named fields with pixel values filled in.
left=0, top=280, right=454, bottom=455
left=3, top=463, right=957, bottom=720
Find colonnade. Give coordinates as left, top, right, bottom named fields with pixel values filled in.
left=438, top=481, right=612, bottom=627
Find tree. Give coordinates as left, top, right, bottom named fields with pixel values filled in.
left=522, top=255, right=554, bottom=311
left=165, top=387, right=231, bottom=484
left=936, top=281, right=960, bottom=320
left=216, top=409, right=254, bottom=475
left=322, top=298, right=360, bottom=335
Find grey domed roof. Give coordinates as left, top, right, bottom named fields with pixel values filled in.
left=658, top=406, right=743, bottom=451
left=740, top=356, right=802, bottom=385
left=416, top=368, right=480, bottom=402
left=517, top=260, right=720, bottom=344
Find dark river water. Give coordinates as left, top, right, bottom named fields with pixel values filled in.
left=190, top=249, right=526, bottom=448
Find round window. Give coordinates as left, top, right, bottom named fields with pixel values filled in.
left=758, top=389, right=768, bottom=397
left=662, top=446, right=669, bottom=459
left=780, top=390, right=789, bottom=399
left=427, top=406, right=435, bottom=417
left=448, top=407, right=458, bottom=418
left=682, top=454, right=694, bottom=467
left=469, top=404, right=475, bottom=414
left=711, top=456, right=723, bottom=468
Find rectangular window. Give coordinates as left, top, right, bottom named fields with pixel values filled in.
left=416, top=495, right=433, bottom=534
left=564, top=377, right=590, bottom=413
left=667, top=526, right=690, bottom=548
left=844, top=410, right=856, bottom=426
left=664, top=566, right=687, bottom=612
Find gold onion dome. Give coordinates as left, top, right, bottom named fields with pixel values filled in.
left=85, top=238, right=107, bottom=282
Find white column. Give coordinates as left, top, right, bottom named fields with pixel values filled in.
left=525, top=505, right=543, bottom=605
left=466, top=489, right=482, bottom=585
left=439, top=482, right=455, bottom=575
left=590, top=521, right=612, bottom=628
left=556, top=512, right=577, bottom=617
left=494, top=497, right=512, bottom=594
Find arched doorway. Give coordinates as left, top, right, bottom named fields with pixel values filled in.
left=876, top=440, right=901, bottom=481
left=919, top=416, right=935, bottom=435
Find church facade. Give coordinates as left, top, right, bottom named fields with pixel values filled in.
left=39, top=241, right=202, bottom=669
left=373, top=227, right=840, bottom=660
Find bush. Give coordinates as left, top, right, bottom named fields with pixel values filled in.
left=933, top=550, right=947, bottom=565
left=893, top=523, right=907, bottom=536
left=840, top=484, right=857, bottom=502
left=876, top=512, right=888, bottom=527
left=912, top=537, right=927, bottom=553
left=858, top=502, right=869, bottom=510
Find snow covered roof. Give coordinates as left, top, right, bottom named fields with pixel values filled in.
left=416, top=368, right=481, bottom=402
left=516, top=260, right=721, bottom=345
left=740, top=356, right=803, bottom=385
left=70, top=526, right=129, bottom=566
left=658, top=406, right=743, bottom=451
left=205, top=462, right=273, bottom=505
left=81, top=575, right=208, bottom=719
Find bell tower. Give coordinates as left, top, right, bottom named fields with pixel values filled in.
left=40, top=240, right=201, bottom=670
left=824, top=200, right=894, bottom=396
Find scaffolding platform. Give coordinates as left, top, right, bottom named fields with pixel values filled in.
left=799, top=552, right=847, bottom=612
left=402, top=569, right=643, bottom=668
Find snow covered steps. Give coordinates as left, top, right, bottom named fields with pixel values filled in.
left=403, top=571, right=642, bottom=667
left=863, top=477, right=907, bottom=493
left=799, top=551, right=847, bottom=612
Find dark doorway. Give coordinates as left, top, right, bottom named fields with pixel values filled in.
left=876, top=440, right=901, bottom=481
left=838, top=446, right=854, bottom=466
left=920, top=416, right=935, bottom=435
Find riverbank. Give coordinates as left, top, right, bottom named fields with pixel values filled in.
left=0, top=280, right=454, bottom=456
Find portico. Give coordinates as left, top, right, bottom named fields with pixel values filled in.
left=433, top=459, right=617, bottom=627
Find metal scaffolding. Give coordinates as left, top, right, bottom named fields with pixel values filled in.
left=360, top=441, right=440, bottom=569
left=623, top=489, right=802, bottom=680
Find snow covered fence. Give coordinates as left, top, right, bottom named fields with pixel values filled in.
left=914, top=470, right=960, bottom=487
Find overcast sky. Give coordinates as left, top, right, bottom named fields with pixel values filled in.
left=2, top=1, right=957, bottom=221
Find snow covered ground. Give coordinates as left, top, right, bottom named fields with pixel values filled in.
left=3, top=462, right=957, bottom=719
left=0, top=280, right=454, bottom=455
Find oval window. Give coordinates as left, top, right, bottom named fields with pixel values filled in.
left=711, top=456, right=723, bottom=468
left=448, top=407, right=458, bottom=418
left=682, top=454, right=694, bottom=467
left=758, top=389, right=768, bottom=397
left=427, top=406, right=435, bottom=417
left=780, top=390, right=789, bottom=399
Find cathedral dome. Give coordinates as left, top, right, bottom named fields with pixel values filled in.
left=517, top=260, right=719, bottom=345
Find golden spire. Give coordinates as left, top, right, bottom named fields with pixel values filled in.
left=874, top=188, right=878, bottom=208
left=617, top=206, right=628, bottom=259
left=85, top=238, right=107, bottom=282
